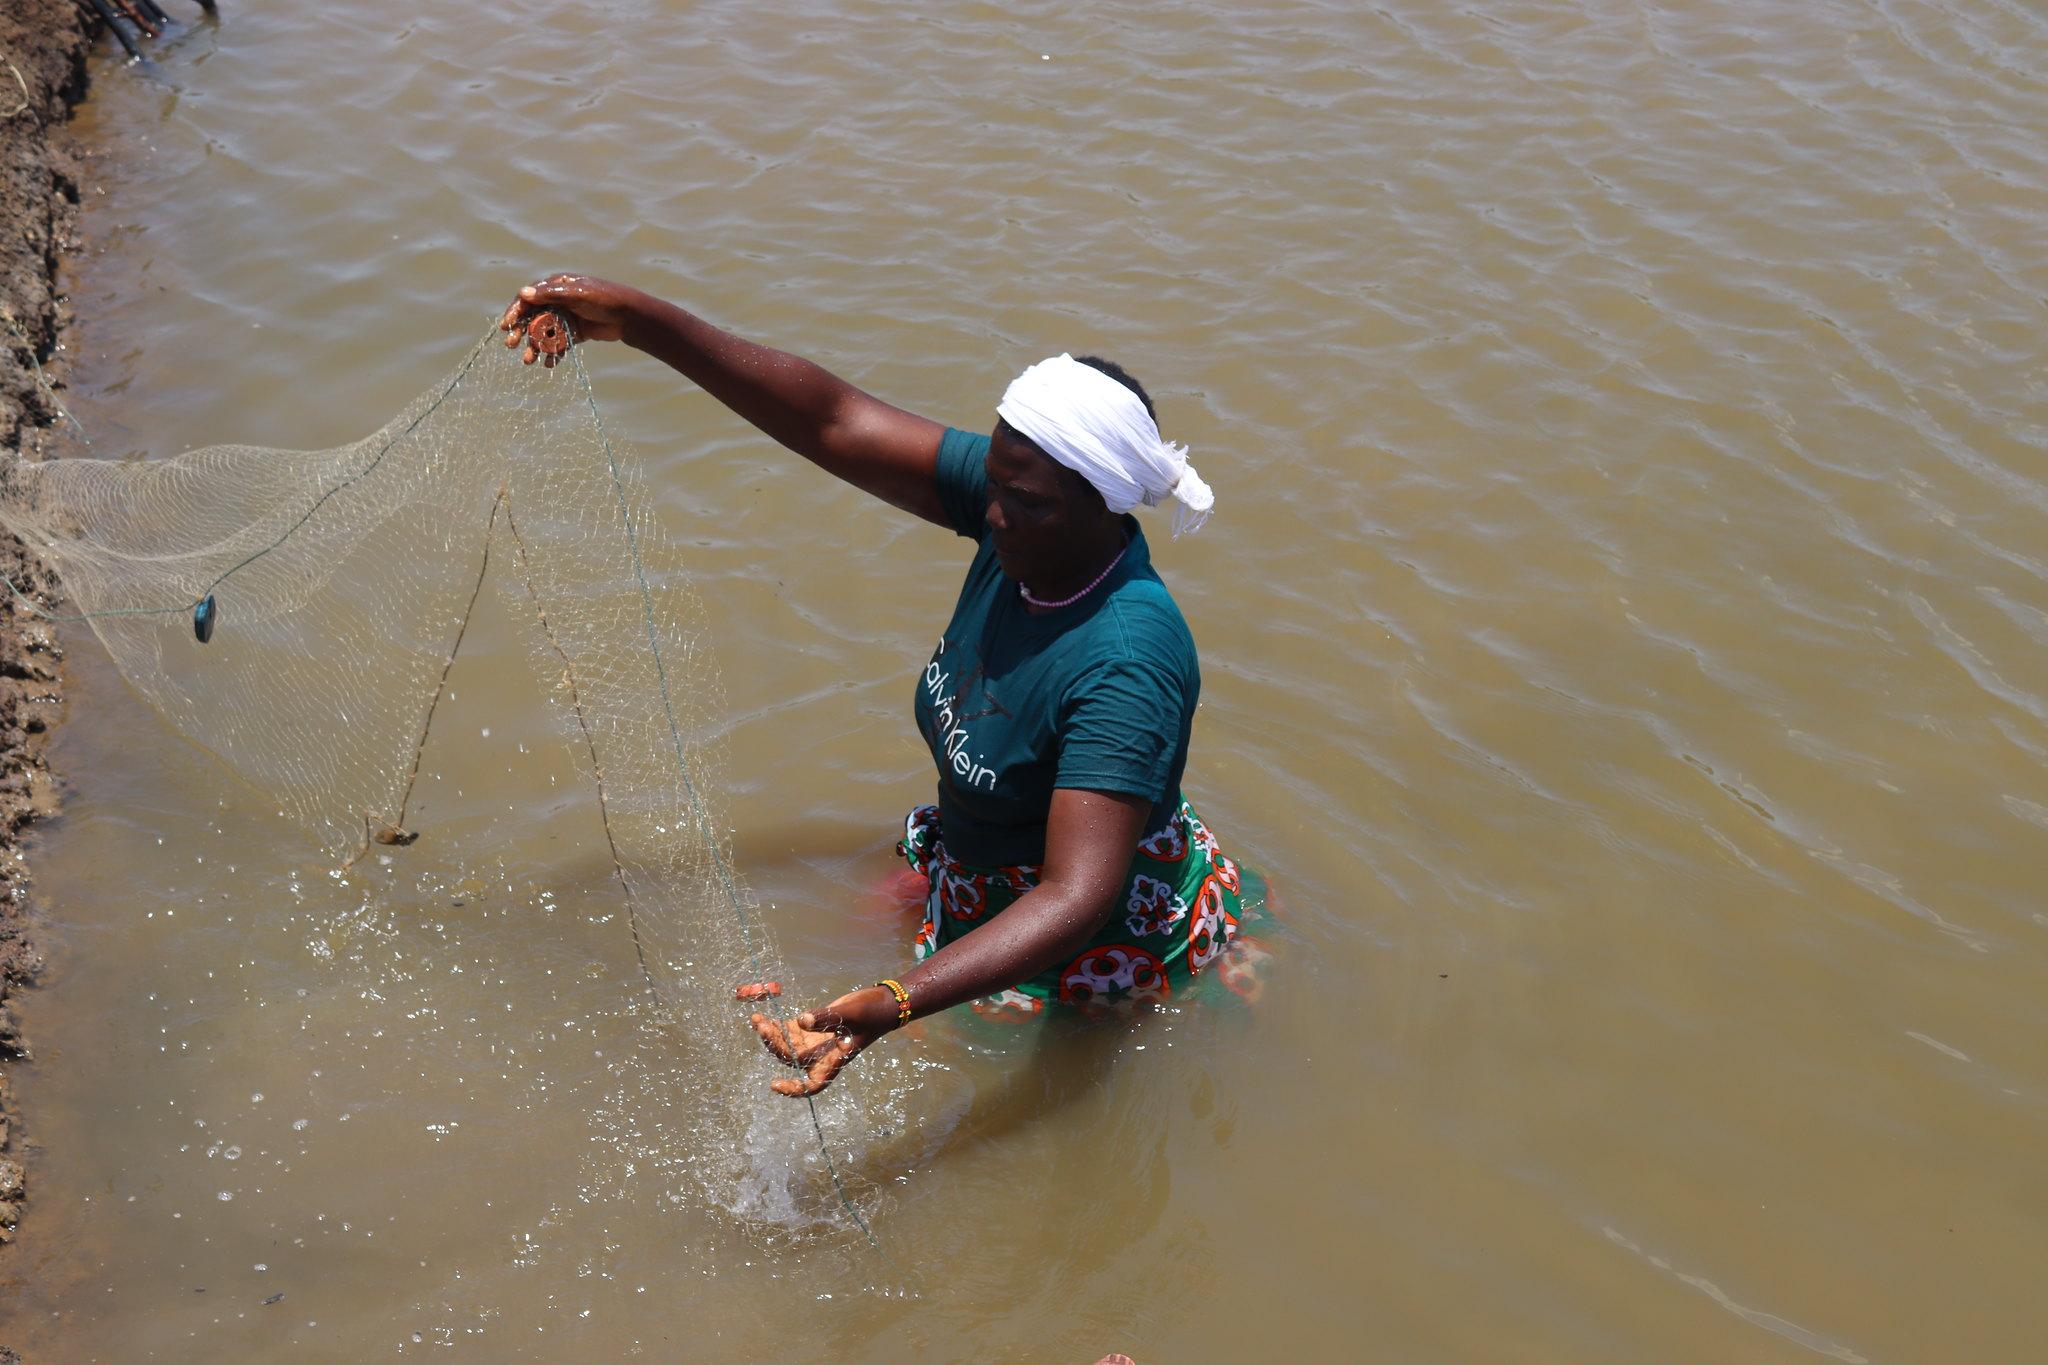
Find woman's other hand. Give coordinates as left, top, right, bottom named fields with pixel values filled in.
left=745, top=983, right=901, bottom=1097
left=499, top=273, right=646, bottom=365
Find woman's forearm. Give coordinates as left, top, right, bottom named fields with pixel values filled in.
left=897, top=880, right=1113, bottom=1017
left=620, top=292, right=863, bottom=462
left=506, top=273, right=947, bottom=521
left=892, top=789, right=1151, bottom=1018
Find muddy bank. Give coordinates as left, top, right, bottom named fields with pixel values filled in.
left=0, top=0, right=93, bottom=1262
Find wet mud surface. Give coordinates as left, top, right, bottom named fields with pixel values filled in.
left=0, top=0, right=92, bottom=1283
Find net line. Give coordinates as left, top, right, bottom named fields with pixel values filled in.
left=0, top=330, right=493, bottom=628
left=0, top=319, right=881, bottom=1247
left=567, top=339, right=880, bottom=1252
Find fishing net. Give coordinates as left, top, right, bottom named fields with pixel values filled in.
left=0, top=322, right=877, bottom=1240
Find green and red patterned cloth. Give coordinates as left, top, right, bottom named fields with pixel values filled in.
left=898, top=796, right=1268, bottom=1021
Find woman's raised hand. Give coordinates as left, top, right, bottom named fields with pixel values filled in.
left=744, top=983, right=902, bottom=1098
left=499, top=273, right=646, bottom=366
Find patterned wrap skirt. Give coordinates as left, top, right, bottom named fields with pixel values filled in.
left=896, top=796, right=1266, bottom=1021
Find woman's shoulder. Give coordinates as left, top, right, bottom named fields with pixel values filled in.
left=934, top=427, right=992, bottom=540
left=1054, top=583, right=1199, bottom=725
left=1085, top=570, right=1198, bottom=674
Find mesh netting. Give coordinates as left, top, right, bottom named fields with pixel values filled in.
left=0, top=324, right=877, bottom=1239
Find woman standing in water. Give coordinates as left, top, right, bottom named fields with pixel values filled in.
left=502, top=274, right=1248, bottom=1097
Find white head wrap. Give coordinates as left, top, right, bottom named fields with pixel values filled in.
left=996, top=354, right=1214, bottom=536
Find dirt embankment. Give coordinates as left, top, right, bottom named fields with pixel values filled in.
left=0, top=0, right=94, bottom=1260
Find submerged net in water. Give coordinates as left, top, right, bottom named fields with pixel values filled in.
left=0, top=322, right=876, bottom=1238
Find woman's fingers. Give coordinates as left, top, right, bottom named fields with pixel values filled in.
left=749, top=1012, right=797, bottom=1065
left=751, top=1010, right=846, bottom=1064
left=795, top=1007, right=840, bottom=1034
left=787, top=1009, right=849, bottom=1064
left=500, top=276, right=572, bottom=347
left=749, top=998, right=869, bottom=1095
left=792, top=1033, right=838, bottom=1066
left=501, top=299, right=544, bottom=363
left=770, top=1036, right=855, bottom=1097
left=519, top=274, right=589, bottom=310
left=502, top=274, right=631, bottom=357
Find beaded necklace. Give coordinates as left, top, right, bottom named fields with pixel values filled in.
left=1017, top=536, right=1130, bottom=609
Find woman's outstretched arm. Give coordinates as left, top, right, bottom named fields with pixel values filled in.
left=501, top=273, right=951, bottom=527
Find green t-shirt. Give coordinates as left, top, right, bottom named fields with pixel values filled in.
left=914, top=427, right=1200, bottom=867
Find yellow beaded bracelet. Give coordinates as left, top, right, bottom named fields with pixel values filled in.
left=877, top=978, right=912, bottom=1025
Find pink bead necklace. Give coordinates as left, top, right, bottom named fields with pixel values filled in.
left=1018, top=537, right=1130, bottom=609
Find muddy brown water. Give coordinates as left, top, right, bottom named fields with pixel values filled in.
left=6, top=1, right=2048, bottom=1359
